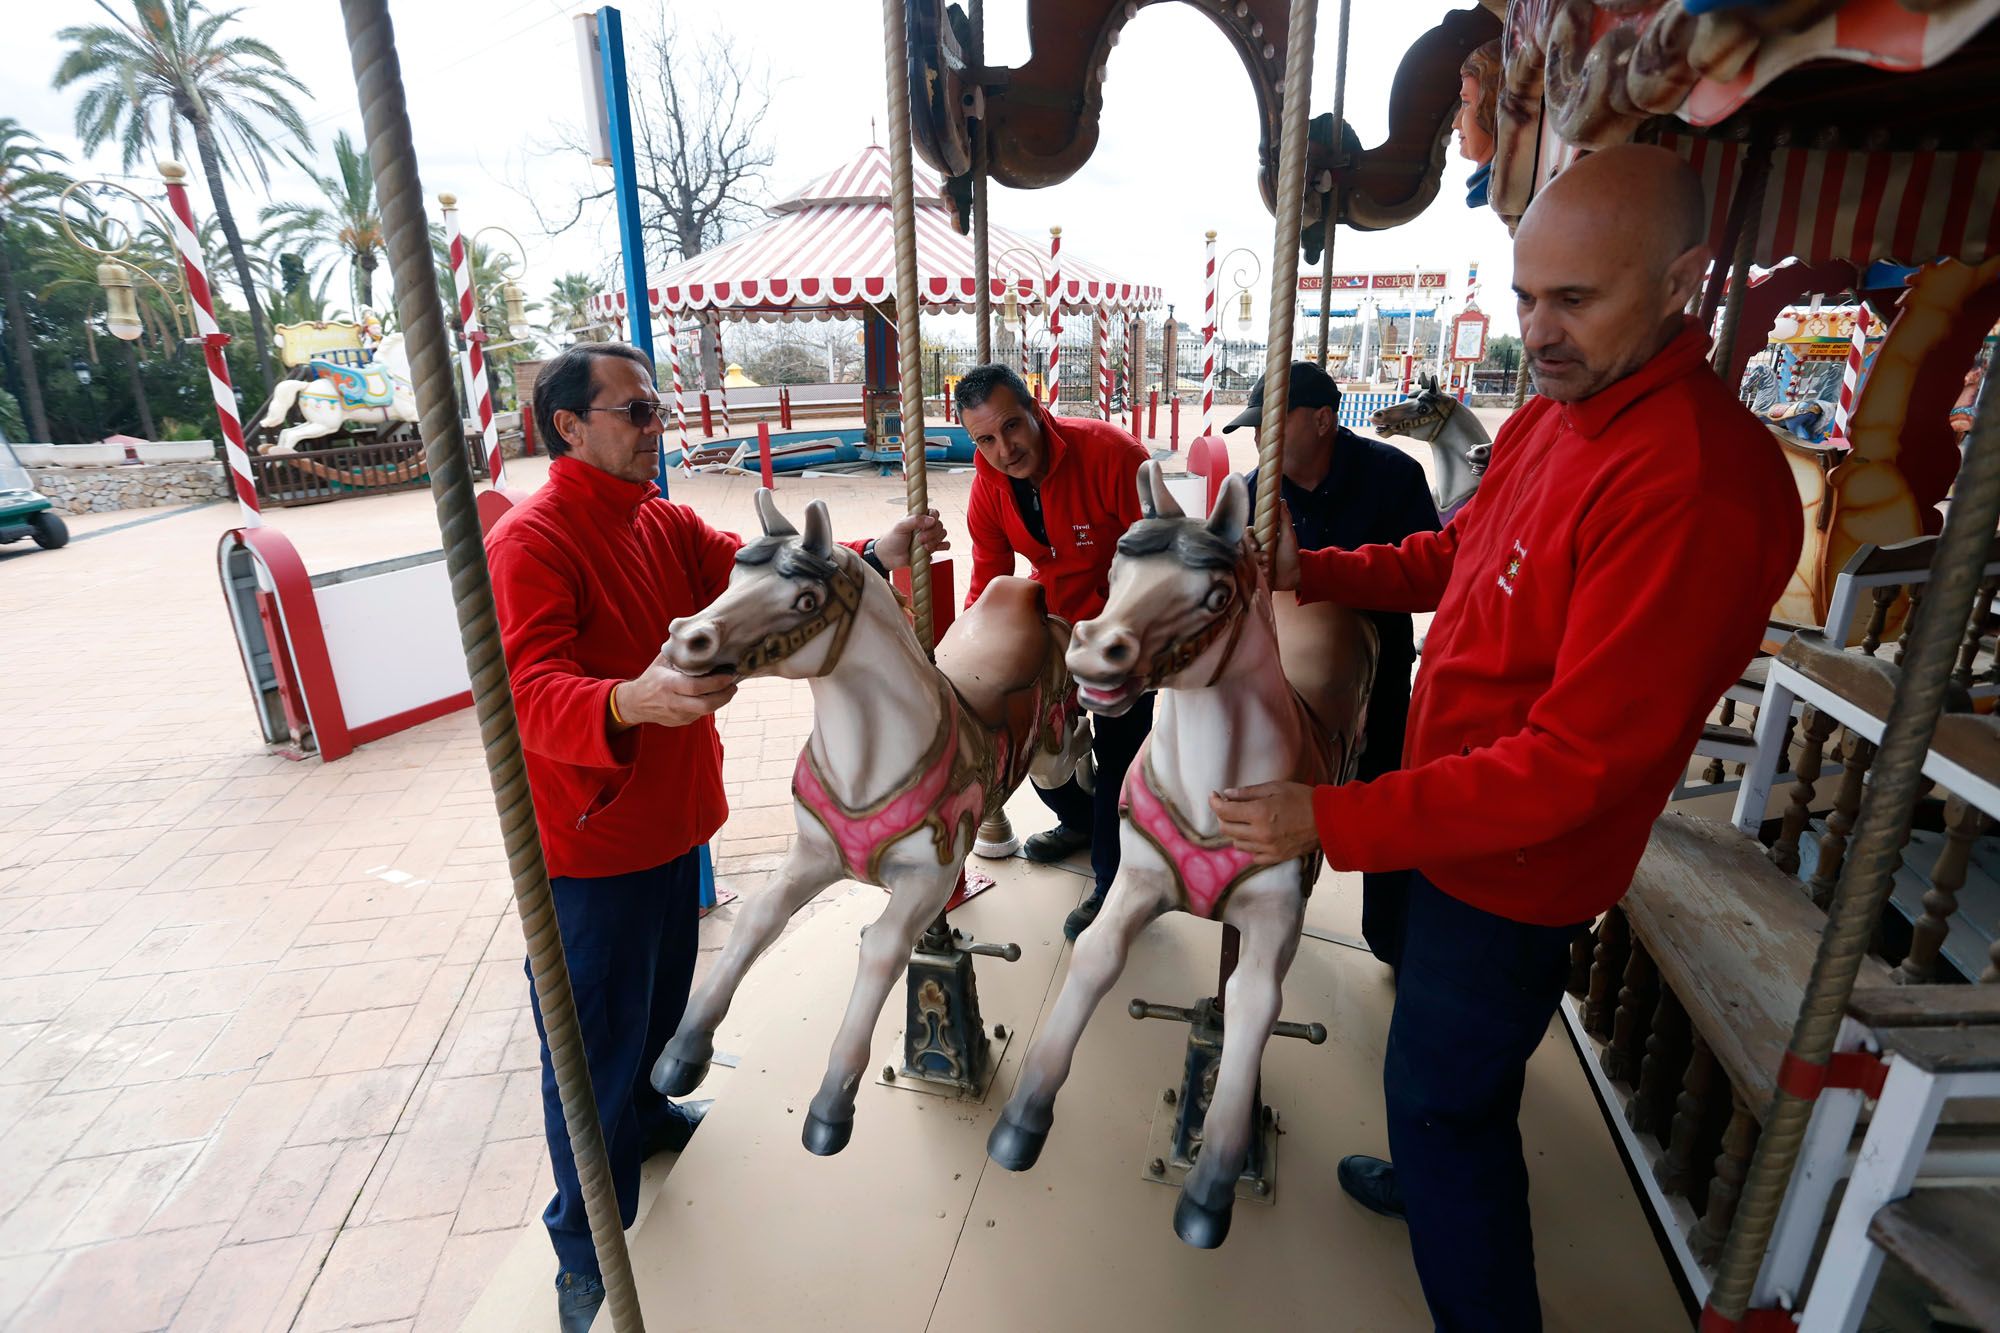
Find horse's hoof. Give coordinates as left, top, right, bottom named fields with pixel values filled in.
left=801, top=1111, right=853, bottom=1156
left=652, top=1055, right=709, bottom=1097
left=986, top=1114, right=1049, bottom=1172
left=1173, top=1189, right=1234, bottom=1249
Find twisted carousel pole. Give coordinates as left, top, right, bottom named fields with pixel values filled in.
left=1702, top=322, right=2000, bottom=1328
left=970, top=0, right=993, bottom=365
left=1315, top=0, right=1350, bottom=365
left=882, top=0, right=936, bottom=651
left=339, top=4, right=644, bottom=1330
left=1253, top=0, right=1320, bottom=572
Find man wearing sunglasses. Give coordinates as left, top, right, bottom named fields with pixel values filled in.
left=486, top=341, right=944, bottom=1333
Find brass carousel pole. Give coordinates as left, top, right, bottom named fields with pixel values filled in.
left=1254, top=0, right=1321, bottom=572
left=1703, top=298, right=2000, bottom=1327
left=882, top=0, right=934, bottom=652
left=1315, top=0, right=1350, bottom=366
left=970, top=0, right=993, bottom=365
left=339, top=3, right=643, bottom=1329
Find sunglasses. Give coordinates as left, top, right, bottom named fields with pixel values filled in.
left=576, top=400, right=670, bottom=429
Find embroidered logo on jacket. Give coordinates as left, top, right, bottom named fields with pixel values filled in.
left=1497, top=540, right=1527, bottom=597
left=1072, top=523, right=1095, bottom=547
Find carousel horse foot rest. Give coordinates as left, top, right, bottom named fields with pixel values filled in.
left=985, top=1111, right=1052, bottom=1172
left=651, top=1034, right=714, bottom=1097
left=1172, top=1186, right=1234, bottom=1249
left=801, top=1109, right=854, bottom=1157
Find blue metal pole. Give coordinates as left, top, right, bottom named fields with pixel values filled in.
left=594, top=6, right=668, bottom=490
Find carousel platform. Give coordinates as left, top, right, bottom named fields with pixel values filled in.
left=464, top=796, right=1685, bottom=1332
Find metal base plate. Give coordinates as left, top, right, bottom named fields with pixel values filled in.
left=875, top=1027, right=1013, bottom=1101
left=1140, top=1088, right=1280, bottom=1206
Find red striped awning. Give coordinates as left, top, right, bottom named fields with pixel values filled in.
left=1661, top=130, right=2000, bottom=269
left=590, top=144, right=1162, bottom=323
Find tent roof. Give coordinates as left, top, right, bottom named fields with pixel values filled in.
left=590, top=144, right=1162, bottom=324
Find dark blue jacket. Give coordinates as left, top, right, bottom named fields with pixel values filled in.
left=1244, top=428, right=1441, bottom=779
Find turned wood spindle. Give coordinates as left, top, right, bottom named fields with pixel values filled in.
left=1584, top=909, right=1629, bottom=1041
left=1898, top=793, right=1985, bottom=983
left=1605, top=939, right=1657, bottom=1083
left=1566, top=922, right=1593, bottom=998
left=1862, top=584, right=1899, bottom=657
left=1656, top=1032, right=1714, bottom=1198
left=1953, top=578, right=1997, bottom=688
left=1628, top=985, right=1686, bottom=1137
left=1770, top=707, right=1835, bottom=876
left=1689, top=1089, right=1760, bottom=1264
left=1807, top=734, right=1876, bottom=910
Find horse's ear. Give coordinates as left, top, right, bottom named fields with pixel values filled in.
left=1207, top=474, right=1249, bottom=544
left=755, top=488, right=797, bottom=537
left=1136, top=460, right=1160, bottom=519
left=1146, top=460, right=1185, bottom=519
left=801, top=499, right=834, bottom=557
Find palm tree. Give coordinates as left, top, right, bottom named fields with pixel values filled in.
left=0, top=119, right=73, bottom=441
left=545, top=272, right=601, bottom=343
left=54, top=0, right=312, bottom=385
left=258, top=130, right=383, bottom=311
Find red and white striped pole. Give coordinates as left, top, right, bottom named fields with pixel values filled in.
left=1046, top=226, right=1062, bottom=411
left=666, top=311, right=692, bottom=473
left=1096, top=313, right=1112, bottom=419
left=1201, top=229, right=1218, bottom=437
left=162, top=160, right=259, bottom=528
left=439, top=194, right=502, bottom=487
left=1833, top=306, right=1871, bottom=438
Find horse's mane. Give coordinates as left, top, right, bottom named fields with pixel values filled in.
left=734, top=533, right=840, bottom=583
left=1115, top=516, right=1237, bottom=570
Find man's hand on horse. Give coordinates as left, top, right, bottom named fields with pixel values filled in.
left=1208, top=781, right=1320, bottom=864
left=873, top=509, right=950, bottom=570
left=1271, top=504, right=1301, bottom=591
left=613, top=650, right=739, bottom=730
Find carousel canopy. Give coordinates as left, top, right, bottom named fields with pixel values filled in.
left=589, top=144, right=1162, bottom=325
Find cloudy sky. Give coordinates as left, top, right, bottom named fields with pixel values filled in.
left=10, top=0, right=1521, bottom=338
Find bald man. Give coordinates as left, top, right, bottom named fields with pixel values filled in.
left=1211, top=145, right=1801, bottom=1329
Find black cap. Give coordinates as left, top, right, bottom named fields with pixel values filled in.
left=1225, top=360, right=1341, bottom=432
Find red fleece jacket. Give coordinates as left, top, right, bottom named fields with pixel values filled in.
left=965, top=407, right=1150, bottom=621
left=1300, top=325, right=1801, bottom=925
left=486, top=457, right=873, bottom=880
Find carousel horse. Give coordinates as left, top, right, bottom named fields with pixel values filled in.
left=1370, top=372, right=1491, bottom=521
left=258, top=331, right=417, bottom=454
left=902, top=0, right=1498, bottom=257
left=651, top=491, right=1091, bottom=1155
left=986, top=463, right=1377, bottom=1248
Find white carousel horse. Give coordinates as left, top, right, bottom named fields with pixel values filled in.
left=257, top=331, right=417, bottom=454
left=986, top=462, right=1377, bottom=1248
left=651, top=491, right=1091, bottom=1155
left=1370, top=371, right=1491, bottom=521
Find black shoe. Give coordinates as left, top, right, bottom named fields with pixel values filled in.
left=642, top=1098, right=712, bottom=1158
left=556, top=1271, right=604, bottom=1333
left=1337, top=1154, right=1406, bottom=1221
left=1062, top=891, right=1106, bottom=942
left=1023, top=824, right=1091, bottom=863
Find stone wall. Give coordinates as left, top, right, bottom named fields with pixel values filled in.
left=29, top=461, right=230, bottom=514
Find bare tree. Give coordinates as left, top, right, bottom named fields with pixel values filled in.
left=518, top=20, right=774, bottom=382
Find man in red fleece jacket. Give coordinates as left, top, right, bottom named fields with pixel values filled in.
left=958, top=363, right=1152, bottom=939
left=1212, top=146, right=1801, bottom=1330
left=487, top=342, right=941, bottom=1333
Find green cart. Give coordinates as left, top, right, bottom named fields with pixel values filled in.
left=0, top=436, right=69, bottom=550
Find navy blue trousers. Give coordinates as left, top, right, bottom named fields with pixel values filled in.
left=1034, top=691, right=1155, bottom=898
left=1385, top=873, right=1584, bottom=1332
left=528, top=851, right=700, bottom=1280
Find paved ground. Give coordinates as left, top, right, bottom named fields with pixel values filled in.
left=0, top=407, right=1469, bottom=1331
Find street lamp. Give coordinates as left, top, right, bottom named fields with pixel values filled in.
left=471, top=225, right=536, bottom=344
left=1219, top=247, right=1262, bottom=334
left=994, top=243, right=1050, bottom=377
left=57, top=175, right=199, bottom=345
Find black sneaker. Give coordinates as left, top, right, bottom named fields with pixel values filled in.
left=557, top=1271, right=605, bottom=1333
left=1063, top=890, right=1106, bottom=941
left=1023, top=825, right=1091, bottom=863
left=1337, top=1154, right=1406, bottom=1220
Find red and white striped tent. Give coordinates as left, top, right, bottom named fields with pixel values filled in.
left=588, top=144, right=1162, bottom=328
